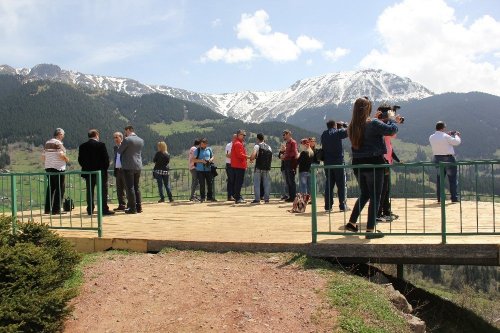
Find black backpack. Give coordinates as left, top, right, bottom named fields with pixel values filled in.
left=255, top=143, right=272, bottom=171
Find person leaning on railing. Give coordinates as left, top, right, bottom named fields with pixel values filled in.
left=345, top=97, right=402, bottom=239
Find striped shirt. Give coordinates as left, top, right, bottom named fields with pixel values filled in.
left=43, top=138, right=67, bottom=171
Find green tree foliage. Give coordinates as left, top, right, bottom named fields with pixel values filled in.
left=0, top=76, right=317, bottom=164
left=0, top=216, right=81, bottom=332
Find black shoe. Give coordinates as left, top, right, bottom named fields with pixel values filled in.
left=51, top=211, right=67, bottom=215
left=339, top=206, right=351, bottom=212
left=235, top=199, right=246, bottom=204
left=124, top=208, right=137, bottom=214
left=251, top=200, right=260, bottom=204
left=103, top=211, right=115, bottom=216
left=169, top=199, right=174, bottom=203
left=345, top=223, right=359, bottom=232
left=158, top=198, right=165, bottom=203
left=285, top=198, right=294, bottom=203
left=113, top=205, right=126, bottom=211
left=208, top=198, right=218, bottom=202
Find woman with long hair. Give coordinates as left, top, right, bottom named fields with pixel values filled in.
left=298, top=138, right=314, bottom=194
left=153, top=141, right=174, bottom=203
left=345, top=97, right=401, bottom=238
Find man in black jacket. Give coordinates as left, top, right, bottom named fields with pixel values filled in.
left=78, top=129, right=114, bottom=215
left=321, top=120, right=349, bottom=212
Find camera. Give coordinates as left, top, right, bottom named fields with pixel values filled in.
left=377, top=104, right=405, bottom=124
left=336, top=121, right=348, bottom=129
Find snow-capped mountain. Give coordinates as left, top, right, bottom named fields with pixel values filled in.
left=0, top=63, right=433, bottom=123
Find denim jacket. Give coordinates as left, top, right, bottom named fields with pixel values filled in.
left=351, top=119, right=398, bottom=158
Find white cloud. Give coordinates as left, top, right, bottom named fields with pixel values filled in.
left=324, top=48, right=350, bottom=62
left=360, top=0, right=500, bottom=95
left=296, top=35, right=323, bottom=52
left=236, top=10, right=301, bottom=62
left=211, top=18, right=221, bottom=28
left=202, top=9, right=328, bottom=64
left=306, top=59, right=313, bottom=66
left=201, top=46, right=255, bottom=63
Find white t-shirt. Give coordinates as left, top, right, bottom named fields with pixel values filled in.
left=43, top=138, right=67, bottom=171
left=429, top=131, right=461, bottom=156
left=225, top=142, right=233, bottom=164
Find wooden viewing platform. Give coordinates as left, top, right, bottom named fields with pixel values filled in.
left=21, top=198, right=500, bottom=266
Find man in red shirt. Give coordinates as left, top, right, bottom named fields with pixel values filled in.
left=231, top=129, right=250, bottom=204
left=280, top=129, right=298, bottom=202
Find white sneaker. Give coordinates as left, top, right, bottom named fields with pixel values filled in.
left=376, top=216, right=386, bottom=222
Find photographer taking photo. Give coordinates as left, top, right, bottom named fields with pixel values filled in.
left=345, top=97, right=402, bottom=239
left=429, top=121, right=461, bottom=203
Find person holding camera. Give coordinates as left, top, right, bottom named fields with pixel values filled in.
left=429, top=121, right=461, bottom=203
left=193, top=138, right=216, bottom=202
left=345, top=97, right=402, bottom=239
left=321, top=119, right=349, bottom=212
left=375, top=103, right=401, bottom=222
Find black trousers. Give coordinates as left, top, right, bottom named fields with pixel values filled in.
left=84, top=171, right=110, bottom=214
left=114, top=168, right=126, bottom=206
left=197, top=171, right=214, bottom=200
left=123, top=169, right=142, bottom=211
left=44, top=168, right=65, bottom=213
left=283, top=160, right=296, bottom=199
left=232, top=168, right=245, bottom=201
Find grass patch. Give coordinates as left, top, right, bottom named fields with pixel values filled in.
left=149, top=119, right=222, bottom=136
left=328, top=271, right=410, bottom=332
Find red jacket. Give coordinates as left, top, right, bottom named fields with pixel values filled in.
left=230, top=138, right=247, bottom=169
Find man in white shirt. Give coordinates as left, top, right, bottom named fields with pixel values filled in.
left=225, top=134, right=236, bottom=201
left=429, top=121, right=461, bottom=203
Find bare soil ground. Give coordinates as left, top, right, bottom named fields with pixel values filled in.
left=64, top=251, right=338, bottom=333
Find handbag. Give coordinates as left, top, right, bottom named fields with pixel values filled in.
left=210, top=164, right=218, bottom=177
left=63, top=197, right=74, bottom=212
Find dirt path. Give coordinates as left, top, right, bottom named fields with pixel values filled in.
left=64, top=252, right=337, bottom=333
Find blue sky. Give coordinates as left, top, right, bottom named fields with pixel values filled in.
left=1, top=0, right=500, bottom=95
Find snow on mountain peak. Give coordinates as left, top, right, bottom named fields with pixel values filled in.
left=1, top=64, right=433, bottom=123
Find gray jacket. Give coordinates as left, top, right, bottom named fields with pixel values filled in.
left=117, top=133, right=144, bottom=170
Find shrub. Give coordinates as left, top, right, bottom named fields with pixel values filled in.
left=0, top=216, right=81, bottom=332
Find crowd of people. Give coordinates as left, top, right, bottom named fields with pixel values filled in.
left=42, top=97, right=461, bottom=238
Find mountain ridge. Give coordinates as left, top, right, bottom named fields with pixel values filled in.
left=0, top=63, right=433, bottom=123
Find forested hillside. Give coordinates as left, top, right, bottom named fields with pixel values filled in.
left=0, top=75, right=316, bottom=164
left=288, top=92, right=500, bottom=160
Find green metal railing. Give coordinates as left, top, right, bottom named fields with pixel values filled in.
left=311, top=160, right=500, bottom=244
left=106, top=166, right=292, bottom=201
left=1, top=171, right=103, bottom=237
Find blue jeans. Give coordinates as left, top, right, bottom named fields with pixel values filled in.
left=324, top=166, right=347, bottom=210
left=299, top=172, right=310, bottom=194
left=434, top=155, right=458, bottom=201
left=254, top=168, right=271, bottom=201
left=349, top=167, right=385, bottom=230
left=155, top=173, right=173, bottom=201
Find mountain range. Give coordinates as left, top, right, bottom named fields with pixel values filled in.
left=1, top=63, right=499, bottom=160
left=0, top=64, right=433, bottom=123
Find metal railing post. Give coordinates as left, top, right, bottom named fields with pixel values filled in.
left=96, top=171, right=103, bottom=237
left=439, top=163, right=447, bottom=244
left=10, top=174, right=17, bottom=234
left=311, top=165, right=318, bottom=243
